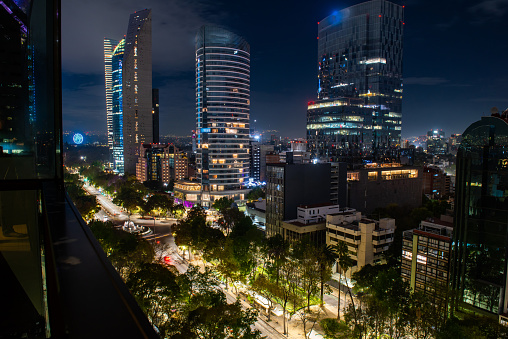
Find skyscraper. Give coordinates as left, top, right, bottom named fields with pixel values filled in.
left=307, top=0, right=403, bottom=162
left=194, top=25, right=250, bottom=206
left=104, top=9, right=152, bottom=174
left=451, top=111, right=508, bottom=317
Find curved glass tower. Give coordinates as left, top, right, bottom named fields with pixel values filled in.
left=195, top=26, right=250, bottom=205
left=451, top=113, right=508, bottom=315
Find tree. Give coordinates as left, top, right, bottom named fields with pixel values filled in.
left=113, top=185, right=144, bottom=217
left=250, top=273, right=280, bottom=321
left=320, top=318, right=353, bottom=339
left=331, top=241, right=354, bottom=321
left=127, top=263, right=181, bottom=338
left=246, top=187, right=265, bottom=201
left=212, top=197, right=234, bottom=213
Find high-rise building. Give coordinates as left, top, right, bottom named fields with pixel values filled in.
left=402, top=218, right=453, bottom=315
left=104, top=9, right=152, bottom=175
left=194, top=25, right=250, bottom=206
left=307, top=0, right=404, bottom=162
left=152, top=88, right=159, bottom=144
left=451, top=112, right=508, bottom=317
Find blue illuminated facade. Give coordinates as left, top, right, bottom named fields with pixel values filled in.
left=105, top=38, right=125, bottom=173
left=307, top=0, right=404, bottom=162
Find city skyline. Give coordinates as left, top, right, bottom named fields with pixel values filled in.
left=62, top=0, right=508, bottom=139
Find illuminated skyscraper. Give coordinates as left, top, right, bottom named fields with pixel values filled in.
left=195, top=25, right=250, bottom=206
left=307, top=0, right=404, bottom=162
left=104, top=9, right=152, bottom=174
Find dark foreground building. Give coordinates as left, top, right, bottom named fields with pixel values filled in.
left=451, top=112, right=508, bottom=319
left=265, top=163, right=331, bottom=237
left=0, top=0, right=156, bottom=336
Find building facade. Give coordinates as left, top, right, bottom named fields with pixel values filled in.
left=451, top=113, right=508, bottom=317
left=402, top=219, right=453, bottom=314
left=347, top=163, right=422, bottom=214
left=136, top=143, right=184, bottom=186
left=265, top=163, right=331, bottom=237
left=422, top=165, right=451, bottom=199
left=326, top=211, right=395, bottom=277
left=308, top=0, right=404, bottom=161
left=194, top=25, right=250, bottom=206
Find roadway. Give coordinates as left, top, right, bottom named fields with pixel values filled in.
left=82, top=183, right=333, bottom=338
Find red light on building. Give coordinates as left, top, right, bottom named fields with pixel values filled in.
left=317, top=37, right=319, bottom=39
left=379, top=15, right=382, bottom=17
left=164, top=256, right=171, bottom=263
left=317, top=21, right=320, bottom=24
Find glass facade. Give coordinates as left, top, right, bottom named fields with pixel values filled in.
left=195, top=25, right=250, bottom=196
left=104, top=38, right=125, bottom=173
left=308, top=0, right=403, bottom=161
left=451, top=115, right=508, bottom=315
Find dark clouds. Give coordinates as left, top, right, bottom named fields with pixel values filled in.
left=62, top=0, right=508, bottom=139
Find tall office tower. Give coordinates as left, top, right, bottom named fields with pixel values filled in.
left=195, top=25, right=250, bottom=206
left=122, top=9, right=152, bottom=174
left=152, top=88, right=159, bottom=143
left=307, top=0, right=404, bottom=162
left=451, top=111, right=508, bottom=317
left=104, top=10, right=152, bottom=174
left=104, top=38, right=118, bottom=151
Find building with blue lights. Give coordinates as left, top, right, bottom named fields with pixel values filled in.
left=307, top=0, right=404, bottom=162
left=104, top=9, right=152, bottom=175
left=192, top=25, right=251, bottom=206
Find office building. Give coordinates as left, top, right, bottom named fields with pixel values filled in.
left=347, top=163, right=422, bottom=214
left=422, top=165, right=451, bottom=198
left=250, top=142, right=274, bottom=182
left=136, top=143, right=183, bottom=186
left=194, top=25, right=250, bottom=206
left=281, top=203, right=341, bottom=245
left=426, top=129, right=448, bottom=155
left=152, top=88, right=159, bottom=143
left=326, top=210, right=395, bottom=277
left=104, top=38, right=125, bottom=173
left=402, top=219, right=453, bottom=314
left=1, top=1, right=156, bottom=336
left=451, top=111, right=508, bottom=317
left=307, top=0, right=404, bottom=161
left=104, top=9, right=152, bottom=174
left=265, top=163, right=331, bottom=237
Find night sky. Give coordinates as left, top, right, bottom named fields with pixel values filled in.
left=61, top=0, right=508, bottom=139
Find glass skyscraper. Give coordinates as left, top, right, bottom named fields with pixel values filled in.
left=104, top=38, right=125, bottom=173
left=307, top=0, right=403, bottom=162
left=195, top=25, right=250, bottom=206
left=104, top=9, right=152, bottom=175
left=451, top=112, right=508, bottom=316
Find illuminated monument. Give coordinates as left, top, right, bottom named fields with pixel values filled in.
left=307, top=0, right=404, bottom=162
left=104, top=9, right=152, bottom=174
left=191, top=25, right=251, bottom=207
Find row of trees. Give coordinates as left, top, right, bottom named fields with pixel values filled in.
left=74, top=164, right=186, bottom=219
left=174, top=202, right=348, bottom=338
left=64, top=171, right=100, bottom=220
left=89, top=220, right=261, bottom=339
